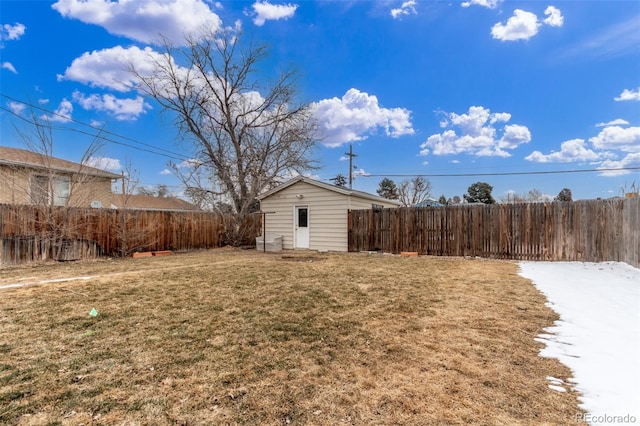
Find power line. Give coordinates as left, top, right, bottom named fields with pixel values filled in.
left=4, top=94, right=638, bottom=180
left=0, top=93, right=190, bottom=161
left=358, top=167, right=640, bottom=178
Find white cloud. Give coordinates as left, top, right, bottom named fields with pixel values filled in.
left=391, top=0, right=417, bottom=19
left=461, top=0, right=501, bottom=9
left=491, top=9, right=540, bottom=41
left=84, top=156, right=122, bottom=171
left=491, top=6, right=563, bottom=41
left=58, top=45, right=168, bottom=92
left=1, top=22, right=26, bottom=42
left=590, top=126, right=640, bottom=153
left=8, top=101, right=25, bottom=116
left=51, top=0, right=222, bottom=46
left=499, top=124, right=532, bottom=149
left=176, top=158, right=203, bottom=168
left=251, top=1, right=298, bottom=26
left=41, top=99, right=73, bottom=123
left=160, top=168, right=173, bottom=175
left=543, top=6, right=563, bottom=27
left=353, top=168, right=371, bottom=177
left=1, top=62, right=16, bottom=74
left=597, top=153, right=640, bottom=176
left=614, top=87, right=640, bottom=102
left=38, top=98, right=50, bottom=105
left=596, top=119, right=629, bottom=127
left=525, top=138, right=610, bottom=163
left=72, top=91, right=152, bottom=121
left=420, top=106, right=531, bottom=157
left=555, top=16, right=639, bottom=60
left=313, top=88, right=414, bottom=147
left=525, top=123, right=639, bottom=177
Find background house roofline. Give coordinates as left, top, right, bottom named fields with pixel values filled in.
left=0, top=146, right=121, bottom=180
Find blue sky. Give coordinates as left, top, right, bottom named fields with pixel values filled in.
left=1, top=0, right=639, bottom=202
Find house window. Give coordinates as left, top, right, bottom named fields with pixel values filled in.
left=32, top=175, right=70, bottom=206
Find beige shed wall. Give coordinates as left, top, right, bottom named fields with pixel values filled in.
left=259, top=181, right=398, bottom=252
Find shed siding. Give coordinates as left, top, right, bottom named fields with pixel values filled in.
left=260, top=181, right=399, bottom=252
left=260, top=181, right=348, bottom=251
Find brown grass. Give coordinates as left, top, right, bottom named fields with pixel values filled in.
left=0, top=249, right=583, bottom=425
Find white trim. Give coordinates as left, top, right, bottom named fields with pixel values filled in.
left=293, top=204, right=310, bottom=249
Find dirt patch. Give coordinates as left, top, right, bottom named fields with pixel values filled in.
left=0, top=249, right=582, bottom=425
left=280, top=255, right=327, bottom=262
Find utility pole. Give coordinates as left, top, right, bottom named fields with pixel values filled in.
left=344, top=144, right=357, bottom=189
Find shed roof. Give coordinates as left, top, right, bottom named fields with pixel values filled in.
left=257, top=176, right=402, bottom=206
left=0, top=146, right=121, bottom=179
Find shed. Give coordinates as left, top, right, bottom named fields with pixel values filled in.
left=257, top=176, right=401, bottom=252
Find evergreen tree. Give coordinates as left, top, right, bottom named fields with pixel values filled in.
left=555, top=188, right=573, bottom=202
left=331, top=174, right=347, bottom=188
left=376, top=177, right=399, bottom=199
left=464, top=182, right=495, bottom=204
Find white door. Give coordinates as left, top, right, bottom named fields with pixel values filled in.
left=294, top=206, right=309, bottom=249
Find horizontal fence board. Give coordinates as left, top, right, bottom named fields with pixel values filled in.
left=0, top=204, right=261, bottom=265
left=349, top=198, right=639, bottom=268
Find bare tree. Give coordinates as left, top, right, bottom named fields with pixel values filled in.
left=501, top=188, right=553, bottom=204
left=130, top=28, right=318, bottom=244
left=111, top=163, right=160, bottom=257
left=398, top=176, right=432, bottom=207
left=2, top=111, right=107, bottom=260
left=138, top=184, right=170, bottom=197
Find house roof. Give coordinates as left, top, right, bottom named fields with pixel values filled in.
left=415, top=198, right=443, bottom=207
left=0, top=146, right=121, bottom=179
left=257, top=176, right=402, bottom=206
left=111, top=194, right=200, bottom=211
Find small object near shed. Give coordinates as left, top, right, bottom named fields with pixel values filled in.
left=257, top=176, right=401, bottom=252
left=256, top=233, right=283, bottom=252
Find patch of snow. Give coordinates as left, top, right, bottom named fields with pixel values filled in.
left=546, top=376, right=568, bottom=392
left=0, top=275, right=95, bottom=290
left=519, top=261, right=640, bottom=426
left=549, top=384, right=568, bottom=393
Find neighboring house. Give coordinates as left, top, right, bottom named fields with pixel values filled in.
left=111, top=194, right=200, bottom=212
left=257, top=176, right=401, bottom=252
left=0, top=146, right=120, bottom=207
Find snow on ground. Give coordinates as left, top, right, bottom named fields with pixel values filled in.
left=519, top=261, right=640, bottom=426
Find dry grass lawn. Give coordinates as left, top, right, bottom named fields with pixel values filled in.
left=0, top=249, right=583, bottom=425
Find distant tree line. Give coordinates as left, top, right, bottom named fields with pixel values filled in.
left=374, top=177, right=574, bottom=206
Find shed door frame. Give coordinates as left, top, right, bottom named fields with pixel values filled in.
left=293, top=205, right=310, bottom=249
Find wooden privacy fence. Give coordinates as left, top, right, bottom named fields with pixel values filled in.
left=348, top=197, right=639, bottom=267
left=0, top=204, right=261, bottom=265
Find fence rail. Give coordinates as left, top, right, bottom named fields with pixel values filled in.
left=0, top=204, right=261, bottom=265
left=348, top=197, right=639, bottom=268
